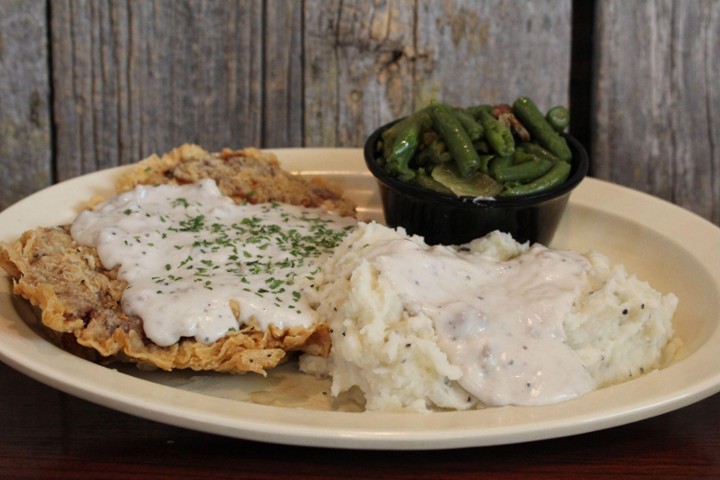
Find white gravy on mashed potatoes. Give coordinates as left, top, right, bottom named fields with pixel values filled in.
left=370, top=239, right=596, bottom=406
left=301, top=223, right=678, bottom=412
left=71, top=179, right=355, bottom=347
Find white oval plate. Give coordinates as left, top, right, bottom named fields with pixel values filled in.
left=1, top=148, right=719, bottom=450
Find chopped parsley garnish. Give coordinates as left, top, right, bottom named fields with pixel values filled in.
left=108, top=186, right=354, bottom=326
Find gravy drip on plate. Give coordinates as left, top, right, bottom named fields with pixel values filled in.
left=71, top=180, right=355, bottom=347
left=367, top=238, right=596, bottom=406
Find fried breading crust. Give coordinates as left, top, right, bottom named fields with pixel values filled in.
left=117, top=144, right=355, bottom=216
left=0, top=145, right=352, bottom=374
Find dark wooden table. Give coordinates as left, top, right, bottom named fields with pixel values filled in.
left=1, top=361, right=719, bottom=479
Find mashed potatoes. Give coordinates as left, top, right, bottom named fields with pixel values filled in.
left=299, top=223, right=679, bottom=413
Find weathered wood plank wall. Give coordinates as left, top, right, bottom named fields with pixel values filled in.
left=50, top=0, right=267, bottom=178
left=0, top=0, right=52, bottom=210
left=304, top=0, right=571, bottom=147
left=1, top=0, right=719, bottom=229
left=594, top=0, right=720, bottom=225
left=1, top=0, right=572, bottom=210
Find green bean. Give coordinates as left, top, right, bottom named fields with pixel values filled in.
left=415, top=138, right=448, bottom=166
left=381, top=109, right=430, bottom=159
left=477, top=110, right=515, bottom=157
left=489, top=154, right=512, bottom=173
left=453, top=108, right=484, bottom=141
left=476, top=154, right=494, bottom=173
left=500, top=160, right=571, bottom=197
left=546, top=105, right=570, bottom=132
left=511, top=149, right=536, bottom=164
left=492, top=156, right=553, bottom=183
left=385, top=119, right=423, bottom=181
left=512, top=97, right=572, bottom=162
left=463, top=104, right=492, bottom=120
left=429, top=103, right=484, bottom=176
left=518, top=142, right=561, bottom=164
left=378, top=99, right=577, bottom=199
left=381, top=120, right=407, bottom=160
left=512, top=148, right=558, bottom=167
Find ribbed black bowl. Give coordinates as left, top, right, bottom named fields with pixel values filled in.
left=363, top=121, right=589, bottom=245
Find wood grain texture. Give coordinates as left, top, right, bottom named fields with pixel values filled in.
left=414, top=0, right=572, bottom=108
left=593, top=0, right=720, bottom=224
left=303, top=0, right=572, bottom=147
left=0, top=0, right=52, bottom=211
left=263, top=1, right=304, bottom=148
left=2, top=0, right=719, bottom=229
left=50, top=0, right=265, bottom=180
left=303, top=0, right=417, bottom=148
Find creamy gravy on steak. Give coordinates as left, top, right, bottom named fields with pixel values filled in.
left=71, top=179, right=355, bottom=347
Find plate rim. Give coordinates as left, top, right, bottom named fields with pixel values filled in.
left=1, top=147, right=720, bottom=450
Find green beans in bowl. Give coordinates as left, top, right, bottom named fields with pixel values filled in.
left=364, top=97, right=589, bottom=245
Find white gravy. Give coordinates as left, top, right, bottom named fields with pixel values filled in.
left=366, top=237, right=596, bottom=406
left=71, top=180, right=355, bottom=347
